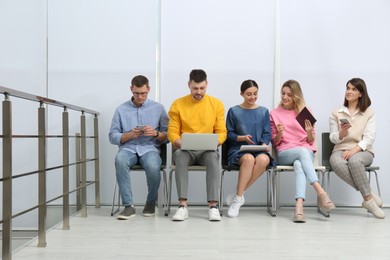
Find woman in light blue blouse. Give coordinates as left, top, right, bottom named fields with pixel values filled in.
left=225, top=80, right=274, bottom=217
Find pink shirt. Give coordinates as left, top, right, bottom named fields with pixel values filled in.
left=270, top=106, right=316, bottom=153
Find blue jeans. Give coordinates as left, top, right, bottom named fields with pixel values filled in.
left=278, top=147, right=319, bottom=200
left=115, top=149, right=161, bottom=206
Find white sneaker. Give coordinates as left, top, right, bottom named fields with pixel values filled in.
left=227, top=195, right=245, bottom=218
left=225, top=192, right=236, bottom=206
left=208, top=206, right=222, bottom=221
left=362, top=198, right=385, bottom=219
left=372, top=193, right=383, bottom=207
left=172, top=206, right=189, bottom=221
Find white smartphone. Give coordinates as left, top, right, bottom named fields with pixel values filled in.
left=135, top=125, right=145, bottom=130
left=339, top=118, right=349, bottom=124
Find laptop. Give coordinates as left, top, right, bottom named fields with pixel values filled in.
left=181, top=133, right=219, bottom=151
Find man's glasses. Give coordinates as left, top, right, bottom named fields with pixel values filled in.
left=132, top=92, right=148, bottom=97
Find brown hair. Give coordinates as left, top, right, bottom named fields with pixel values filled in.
left=344, top=78, right=371, bottom=112
left=131, top=75, right=149, bottom=88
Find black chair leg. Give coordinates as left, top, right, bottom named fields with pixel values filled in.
left=110, top=181, right=120, bottom=216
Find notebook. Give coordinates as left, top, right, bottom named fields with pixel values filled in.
left=181, top=133, right=219, bottom=151
left=239, top=144, right=269, bottom=152
left=295, top=106, right=317, bottom=130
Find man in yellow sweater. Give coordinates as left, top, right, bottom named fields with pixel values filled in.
left=168, top=69, right=227, bottom=221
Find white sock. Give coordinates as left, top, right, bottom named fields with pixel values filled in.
left=234, top=195, right=243, bottom=201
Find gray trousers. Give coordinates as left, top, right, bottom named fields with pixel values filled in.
left=330, top=150, right=374, bottom=197
left=173, top=149, right=220, bottom=202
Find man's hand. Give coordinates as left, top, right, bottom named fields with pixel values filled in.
left=120, top=127, right=142, bottom=144
left=141, top=125, right=158, bottom=137
left=174, top=138, right=182, bottom=149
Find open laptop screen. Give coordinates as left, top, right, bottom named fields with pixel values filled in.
left=181, top=133, right=219, bottom=151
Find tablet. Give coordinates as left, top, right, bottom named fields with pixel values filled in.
left=239, top=145, right=269, bottom=152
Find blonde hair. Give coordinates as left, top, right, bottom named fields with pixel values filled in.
left=279, top=79, right=306, bottom=113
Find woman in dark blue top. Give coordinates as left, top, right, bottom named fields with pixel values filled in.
left=225, top=79, right=273, bottom=217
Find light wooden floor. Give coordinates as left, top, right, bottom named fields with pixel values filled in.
left=12, top=206, right=390, bottom=260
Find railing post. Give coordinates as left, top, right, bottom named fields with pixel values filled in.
left=62, top=107, right=70, bottom=230
left=2, top=94, right=12, bottom=260
left=80, top=112, right=87, bottom=217
left=37, top=103, right=47, bottom=247
left=75, top=133, right=81, bottom=211
left=94, top=114, right=100, bottom=208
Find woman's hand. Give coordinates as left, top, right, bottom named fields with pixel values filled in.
left=304, top=119, right=313, bottom=133
left=244, top=135, right=255, bottom=144
left=342, top=146, right=362, bottom=160
left=304, top=119, right=314, bottom=142
left=339, top=122, right=351, bottom=140
left=274, top=123, right=284, bottom=144
left=276, top=123, right=284, bottom=135
left=238, top=135, right=255, bottom=144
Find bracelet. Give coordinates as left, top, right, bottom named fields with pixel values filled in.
left=154, top=130, right=159, bottom=138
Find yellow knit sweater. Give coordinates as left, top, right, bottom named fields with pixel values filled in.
left=168, top=94, right=227, bottom=145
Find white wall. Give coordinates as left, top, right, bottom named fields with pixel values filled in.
left=46, top=0, right=160, bottom=208
left=160, top=0, right=275, bottom=204
left=279, top=0, right=390, bottom=206
left=1, top=1, right=389, bottom=220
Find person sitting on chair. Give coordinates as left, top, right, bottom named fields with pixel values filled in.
left=168, top=69, right=227, bottom=222
left=270, top=79, right=335, bottom=223
left=329, top=78, right=384, bottom=219
left=109, top=75, right=168, bottom=220
left=225, top=79, right=274, bottom=218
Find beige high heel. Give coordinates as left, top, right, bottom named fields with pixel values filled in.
left=318, top=192, right=336, bottom=211
left=293, top=206, right=306, bottom=223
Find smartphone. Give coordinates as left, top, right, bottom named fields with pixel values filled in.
left=339, top=118, right=349, bottom=124
left=135, top=125, right=145, bottom=130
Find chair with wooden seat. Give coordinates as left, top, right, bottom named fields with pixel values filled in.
left=320, top=132, right=381, bottom=203
left=110, top=143, right=168, bottom=216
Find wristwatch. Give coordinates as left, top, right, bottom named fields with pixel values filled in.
left=154, top=130, right=159, bottom=138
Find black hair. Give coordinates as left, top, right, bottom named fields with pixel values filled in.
left=189, top=69, right=207, bottom=83
left=240, top=80, right=258, bottom=93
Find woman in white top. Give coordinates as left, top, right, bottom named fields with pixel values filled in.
left=329, top=78, right=384, bottom=219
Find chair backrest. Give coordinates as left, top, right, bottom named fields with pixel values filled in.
left=321, top=132, right=334, bottom=168
left=221, top=142, right=229, bottom=166
left=220, top=141, right=239, bottom=171
left=160, top=142, right=167, bottom=168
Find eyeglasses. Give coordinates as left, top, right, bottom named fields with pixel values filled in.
left=132, top=92, right=148, bottom=97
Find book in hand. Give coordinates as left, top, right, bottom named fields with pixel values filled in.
left=239, top=144, right=269, bottom=152
left=296, top=106, right=317, bottom=130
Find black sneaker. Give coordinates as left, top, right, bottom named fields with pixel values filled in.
left=142, top=202, right=156, bottom=217
left=117, top=205, right=136, bottom=220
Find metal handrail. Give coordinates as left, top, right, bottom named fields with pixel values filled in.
left=0, top=86, right=99, bottom=115
left=1, top=86, right=100, bottom=260
left=0, top=158, right=96, bottom=182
